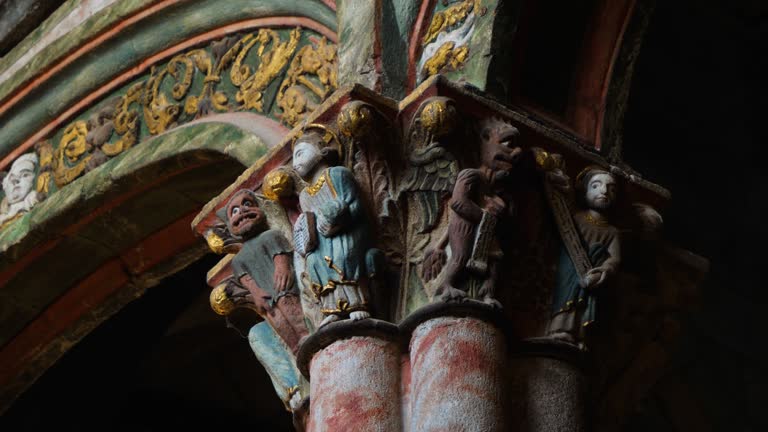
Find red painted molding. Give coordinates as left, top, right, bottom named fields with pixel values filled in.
left=0, top=211, right=200, bottom=396
left=567, top=0, right=636, bottom=150
left=407, top=0, right=438, bottom=90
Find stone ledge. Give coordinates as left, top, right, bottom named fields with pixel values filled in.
left=398, top=299, right=510, bottom=345
left=296, top=318, right=400, bottom=379
left=510, top=337, right=590, bottom=371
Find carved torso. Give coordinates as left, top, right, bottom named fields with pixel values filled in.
left=573, top=212, right=619, bottom=253
left=231, top=229, right=294, bottom=298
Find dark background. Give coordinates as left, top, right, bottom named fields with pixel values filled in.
left=621, top=1, right=767, bottom=430
left=2, top=0, right=767, bottom=430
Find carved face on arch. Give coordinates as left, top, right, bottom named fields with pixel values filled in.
left=585, top=172, right=617, bottom=210
left=2, top=154, right=37, bottom=204
left=226, top=190, right=265, bottom=239
left=478, top=118, right=522, bottom=178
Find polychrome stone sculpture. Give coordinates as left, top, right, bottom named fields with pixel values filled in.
left=225, top=189, right=308, bottom=352
left=422, top=117, right=522, bottom=305
left=546, top=166, right=621, bottom=348
left=291, top=127, right=383, bottom=327
left=0, top=153, right=40, bottom=228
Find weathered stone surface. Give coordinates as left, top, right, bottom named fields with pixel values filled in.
left=336, top=0, right=379, bottom=91
left=507, top=342, right=588, bottom=432
left=307, top=335, right=402, bottom=432
left=408, top=315, right=506, bottom=432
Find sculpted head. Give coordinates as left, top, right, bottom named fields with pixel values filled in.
left=477, top=117, right=521, bottom=179
left=2, top=153, right=38, bottom=205
left=292, top=131, right=339, bottom=180
left=580, top=168, right=617, bottom=211
left=226, top=189, right=266, bottom=240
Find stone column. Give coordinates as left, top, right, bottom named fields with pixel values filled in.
left=298, top=320, right=403, bottom=432
left=507, top=339, right=588, bottom=432
left=402, top=303, right=507, bottom=432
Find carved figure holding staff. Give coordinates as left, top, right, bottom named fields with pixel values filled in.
left=546, top=166, right=621, bottom=348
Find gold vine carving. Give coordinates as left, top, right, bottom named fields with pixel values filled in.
left=419, top=0, right=481, bottom=81
left=422, top=0, right=480, bottom=45
left=33, top=28, right=337, bottom=192
left=277, top=36, right=338, bottom=127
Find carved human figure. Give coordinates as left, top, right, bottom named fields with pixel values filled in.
left=226, top=189, right=308, bottom=353
left=292, top=130, right=381, bottom=327
left=547, top=167, right=621, bottom=348
left=423, top=118, right=522, bottom=305
left=0, top=153, right=40, bottom=228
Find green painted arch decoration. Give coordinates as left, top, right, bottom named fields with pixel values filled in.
left=0, top=119, right=279, bottom=264
left=0, top=0, right=339, bottom=240
left=0, top=119, right=286, bottom=411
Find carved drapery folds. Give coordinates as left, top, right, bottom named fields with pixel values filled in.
left=194, top=77, right=707, bottom=429
left=0, top=27, right=338, bottom=233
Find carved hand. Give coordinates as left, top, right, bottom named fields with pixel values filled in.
left=482, top=195, right=506, bottom=217
left=317, top=199, right=346, bottom=236
left=273, top=253, right=294, bottom=292
left=582, top=266, right=610, bottom=289
left=546, top=169, right=571, bottom=194
left=317, top=214, right=339, bottom=237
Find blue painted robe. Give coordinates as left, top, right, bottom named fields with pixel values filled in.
left=298, top=166, right=379, bottom=313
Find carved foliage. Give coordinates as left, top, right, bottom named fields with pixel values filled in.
left=23, top=27, right=337, bottom=203
left=418, top=0, right=484, bottom=82
left=277, top=36, right=338, bottom=126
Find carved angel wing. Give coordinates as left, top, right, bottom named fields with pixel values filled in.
left=401, top=143, right=459, bottom=233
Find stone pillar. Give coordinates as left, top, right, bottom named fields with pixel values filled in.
left=298, top=320, right=402, bottom=432
left=403, top=303, right=507, bottom=432
left=507, top=339, right=588, bottom=432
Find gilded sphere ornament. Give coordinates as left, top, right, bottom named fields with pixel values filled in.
left=263, top=169, right=295, bottom=201
left=337, top=100, right=373, bottom=138
left=205, top=230, right=225, bottom=254
left=209, top=284, right=235, bottom=315
left=420, top=97, right=457, bottom=137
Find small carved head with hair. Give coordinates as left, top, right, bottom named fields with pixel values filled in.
left=2, top=153, right=38, bottom=205
left=577, top=167, right=618, bottom=211
left=225, top=189, right=266, bottom=240
left=291, top=128, right=340, bottom=180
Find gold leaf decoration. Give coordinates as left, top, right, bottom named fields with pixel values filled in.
left=53, top=121, right=92, bottom=187
left=419, top=0, right=479, bottom=81
left=422, top=42, right=469, bottom=78
left=234, top=28, right=301, bottom=112
left=34, top=140, right=54, bottom=196
left=276, top=36, right=338, bottom=126
left=143, top=66, right=181, bottom=135
left=22, top=28, right=337, bottom=197
left=422, top=0, right=479, bottom=45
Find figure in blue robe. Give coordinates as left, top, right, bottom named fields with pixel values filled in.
left=292, top=131, right=382, bottom=326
